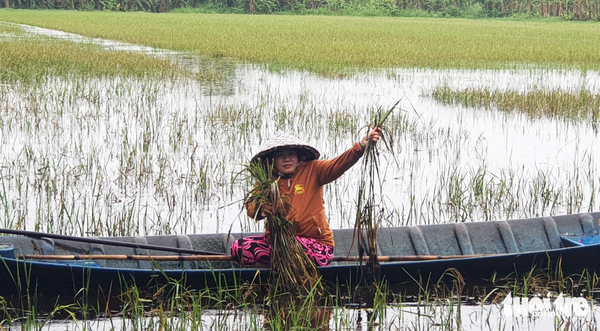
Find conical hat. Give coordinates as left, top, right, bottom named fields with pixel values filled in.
left=251, top=131, right=320, bottom=164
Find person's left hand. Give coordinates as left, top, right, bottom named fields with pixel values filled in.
left=260, top=203, right=274, bottom=218
left=360, top=127, right=382, bottom=148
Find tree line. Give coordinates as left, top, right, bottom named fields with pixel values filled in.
left=2, top=0, right=599, bottom=21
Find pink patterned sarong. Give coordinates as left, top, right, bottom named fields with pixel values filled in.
left=230, top=235, right=335, bottom=267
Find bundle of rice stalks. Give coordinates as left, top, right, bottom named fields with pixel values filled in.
left=244, top=160, right=323, bottom=298
left=352, top=102, right=398, bottom=304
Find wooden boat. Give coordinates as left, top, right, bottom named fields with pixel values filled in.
left=1, top=212, right=600, bottom=300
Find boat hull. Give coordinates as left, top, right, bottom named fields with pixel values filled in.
left=2, top=212, right=600, bottom=299
left=1, top=240, right=599, bottom=299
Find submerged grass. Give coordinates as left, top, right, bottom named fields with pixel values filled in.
left=1, top=11, right=600, bottom=75
left=429, top=84, right=600, bottom=122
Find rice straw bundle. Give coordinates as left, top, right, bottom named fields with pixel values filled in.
left=244, top=160, right=323, bottom=297
left=353, top=102, right=398, bottom=294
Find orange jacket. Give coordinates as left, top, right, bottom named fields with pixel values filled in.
left=247, top=142, right=364, bottom=247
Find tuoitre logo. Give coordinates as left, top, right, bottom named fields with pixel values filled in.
left=502, top=293, right=590, bottom=317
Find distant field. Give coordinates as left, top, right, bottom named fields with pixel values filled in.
left=0, top=23, right=183, bottom=82
left=0, top=10, right=599, bottom=74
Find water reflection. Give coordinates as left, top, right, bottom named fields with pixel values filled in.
left=264, top=306, right=332, bottom=331
left=7, top=302, right=599, bottom=330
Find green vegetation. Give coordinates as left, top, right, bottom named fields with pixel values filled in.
left=353, top=107, right=396, bottom=308
left=428, top=85, right=600, bottom=122
left=0, top=23, right=182, bottom=82
left=2, top=260, right=598, bottom=329
left=1, top=11, right=599, bottom=75
left=2, top=0, right=599, bottom=21
left=244, top=160, right=325, bottom=328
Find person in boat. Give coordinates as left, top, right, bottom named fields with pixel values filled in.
left=231, top=128, right=381, bottom=267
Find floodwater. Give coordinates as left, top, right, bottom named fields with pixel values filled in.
left=17, top=303, right=600, bottom=330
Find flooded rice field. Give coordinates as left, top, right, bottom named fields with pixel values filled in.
left=2, top=22, right=599, bottom=237
left=2, top=21, right=600, bottom=330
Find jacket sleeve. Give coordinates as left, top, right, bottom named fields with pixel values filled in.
left=315, top=142, right=364, bottom=185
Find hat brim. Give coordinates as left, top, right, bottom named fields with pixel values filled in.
left=251, top=145, right=320, bottom=164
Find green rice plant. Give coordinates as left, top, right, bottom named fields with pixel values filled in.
left=352, top=102, right=397, bottom=306
left=0, top=33, right=181, bottom=84
left=2, top=12, right=600, bottom=76
left=428, top=84, right=600, bottom=122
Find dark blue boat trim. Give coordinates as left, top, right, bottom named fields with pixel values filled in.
left=2, top=242, right=600, bottom=297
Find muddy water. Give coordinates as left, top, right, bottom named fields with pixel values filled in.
left=2, top=22, right=600, bottom=236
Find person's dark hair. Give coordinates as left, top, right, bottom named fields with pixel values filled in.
left=266, top=148, right=308, bottom=162
left=258, top=148, right=310, bottom=175
left=296, top=149, right=309, bottom=162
